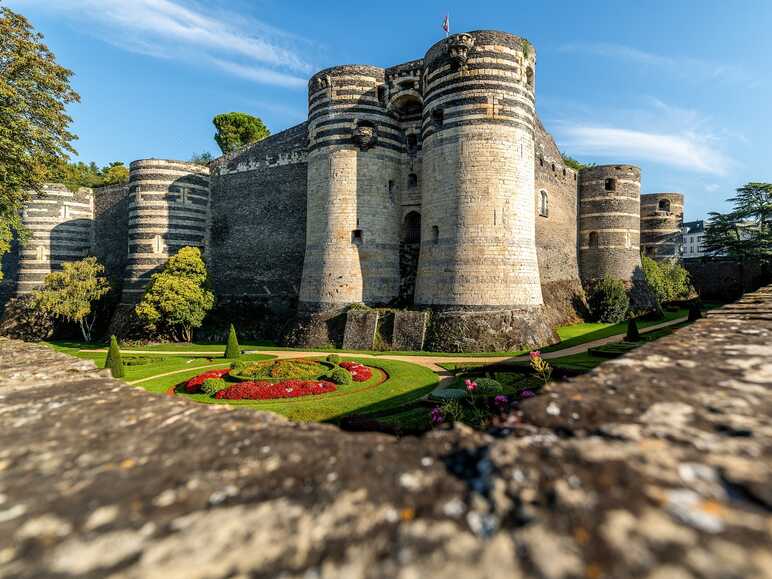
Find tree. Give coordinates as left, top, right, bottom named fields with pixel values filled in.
left=560, top=152, right=592, bottom=172
left=0, top=6, right=79, bottom=278
left=104, top=335, right=124, bottom=378
left=99, top=162, right=129, bottom=186
left=587, top=276, right=629, bottom=323
left=224, top=323, right=240, bottom=359
left=641, top=256, right=692, bottom=305
left=134, top=246, right=215, bottom=341
left=34, top=256, right=110, bottom=342
left=624, top=317, right=640, bottom=341
left=47, top=160, right=128, bottom=190
left=213, top=113, right=270, bottom=154
left=190, top=152, right=213, bottom=166
left=704, top=182, right=772, bottom=261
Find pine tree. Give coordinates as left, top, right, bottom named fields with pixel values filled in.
left=104, top=335, right=124, bottom=378
left=625, top=317, right=640, bottom=342
left=224, top=324, right=240, bottom=359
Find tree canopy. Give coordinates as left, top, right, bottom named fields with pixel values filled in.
left=134, top=246, right=215, bottom=342
left=47, top=160, right=129, bottom=191
left=35, top=256, right=110, bottom=342
left=213, top=112, right=270, bottom=154
left=0, top=5, right=79, bottom=278
left=704, top=182, right=772, bottom=261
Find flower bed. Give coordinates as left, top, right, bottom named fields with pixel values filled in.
left=185, top=369, right=231, bottom=393
left=214, top=379, right=336, bottom=400
left=339, top=361, right=372, bottom=382
left=229, top=359, right=328, bottom=381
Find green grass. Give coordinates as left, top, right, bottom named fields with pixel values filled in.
left=164, top=357, right=439, bottom=423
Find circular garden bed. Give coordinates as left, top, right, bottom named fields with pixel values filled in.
left=174, top=357, right=377, bottom=402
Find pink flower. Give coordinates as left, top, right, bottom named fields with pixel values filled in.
left=464, top=379, right=477, bottom=391
left=520, top=389, right=535, bottom=398
left=529, top=351, right=541, bottom=360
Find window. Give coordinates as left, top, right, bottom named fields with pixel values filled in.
left=152, top=235, right=164, bottom=255
left=525, top=66, right=534, bottom=89
left=539, top=155, right=544, bottom=167
left=376, top=85, right=386, bottom=105
left=399, top=79, right=415, bottom=91
left=588, top=231, right=598, bottom=248
left=551, top=163, right=556, bottom=172
left=432, top=108, right=444, bottom=128
left=408, top=173, right=418, bottom=189
left=352, top=229, right=363, bottom=244
left=432, top=225, right=439, bottom=244
left=403, top=211, right=421, bottom=244
left=388, top=180, right=396, bottom=203
left=406, top=134, right=418, bottom=155
left=36, top=246, right=45, bottom=261
left=604, top=178, right=616, bottom=192
left=658, top=199, right=671, bottom=212
left=539, top=190, right=549, bottom=217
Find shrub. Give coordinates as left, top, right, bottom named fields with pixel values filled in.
left=326, top=354, right=341, bottom=365
left=327, top=366, right=353, bottom=385
left=431, top=388, right=468, bottom=401
left=104, top=335, right=124, bottom=378
left=201, top=377, right=227, bottom=396
left=185, top=369, right=230, bottom=393
left=230, top=360, right=246, bottom=374
left=224, top=324, right=240, bottom=359
left=642, top=256, right=692, bottom=305
left=588, top=277, right=629, bottom=323
left=471, top=377, right=503, bottom=395
left=688, top=301, right=703, bottom=321
left=625, top=318, right=640, bottom=341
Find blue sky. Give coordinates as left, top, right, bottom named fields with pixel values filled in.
left=8, top=0, right=771, bottom=220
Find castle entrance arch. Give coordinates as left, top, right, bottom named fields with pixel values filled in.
left=399, top=211, right=421, bottom=304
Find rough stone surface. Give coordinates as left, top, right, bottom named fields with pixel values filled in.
left=342, top=309, right=379, bottom=350
left=0, top=287, right=771, bottom=577
left=392, top=310, right=428, bottom=351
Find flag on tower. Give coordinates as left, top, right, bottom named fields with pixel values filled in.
left=442, top=14, right=449, bottom=35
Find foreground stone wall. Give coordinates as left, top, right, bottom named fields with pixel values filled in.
left=3, top=287, right=768, bottom=577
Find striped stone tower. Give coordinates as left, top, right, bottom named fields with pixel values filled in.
left=121, top=159, right=210, bottom=304
left=578, top=165, right=643, bottom=283
left=415, top=30, right=543, bottom=310
left=640, top=193, right=684, bottom=260
left=298, top=65, right=402, bottom=311
left=15, top=184, right=94, bottom=296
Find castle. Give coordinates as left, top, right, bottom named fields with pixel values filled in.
left=0, top=30, right=685, bottom=351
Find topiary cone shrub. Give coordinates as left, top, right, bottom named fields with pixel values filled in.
left=224, top=324, right=240, bottom=359
left=688, top=301, right=703, bottom=322
left=104, top=335, right=124, bottom=378
left=625, top=317, right=641, bottom=342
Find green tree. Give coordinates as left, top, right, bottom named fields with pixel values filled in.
left=99, top=162, right=129, bottom=186
left=641, top=256, right=692, bottom=305
left=104, top=335, right=124, bottom=378
left=48, top=160, right=128, bottom=190
left=135, top=246, right=215, bottom=342
left=224, top=323, right=240, bottom=359
left=704, top=182, right=772, bottom=261
left=0, top=5, right=79, bottom=277
left=190, top=152, right=213, bottom=166
left=587, top=276, right=629, bottom=323
left=34, top=256, right=110, bottom=342
left=625, top=317, right=640, bottom=341
left=560, top=152, right=592, bottom=172
left=213, top=112, right=270, bottom=154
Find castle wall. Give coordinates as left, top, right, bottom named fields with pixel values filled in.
left=299, top=65, right=402, bottom=310
left=578, top=165, right=642, bottom=283
left=416, top=30, right=543, bottom=309
left=533, top=117, right=583, bottom=324
left=92, top=183, right=129, bottom=289
left=208, top=124, right=308, bottom=308
left=640, top=192, right=684, bottom=260
left=122, top=160, right=210, bottom=304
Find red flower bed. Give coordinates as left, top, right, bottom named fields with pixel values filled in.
left=339, top=362, right=372, bottom=382
left=214, top=379, right=337, bottom=400
left=185, top=369, right=230, bottom=393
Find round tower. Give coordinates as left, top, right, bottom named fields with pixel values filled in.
left=413, top=31, right=553, bottom=350
left=298, top=65, right=402, bottom=311
left=15, top=183, right=94, bottom=297
left=578, top=165, right=642, bottom=283
left=122, top=159, right=210, bottom=304
left=640, top=193, right=684, bottom=260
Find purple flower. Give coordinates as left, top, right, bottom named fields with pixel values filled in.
left=520, top=389, right=535, bottom=399
left=494, top=395, right=509, bottom=407
left=430, top=407, right=444, bottom=425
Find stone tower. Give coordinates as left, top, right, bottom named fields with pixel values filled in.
left=640, top=192, right=684, bottom=260
left=12, top=184, right=94, bottom=297
left=298, top=65, right=402, bottom=311
left=121, top=159, right=210, bottom=304
left=578, top=165, right=643, bottom=284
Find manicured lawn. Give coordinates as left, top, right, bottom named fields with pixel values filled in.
left=165, top=357, right=440, bottom=423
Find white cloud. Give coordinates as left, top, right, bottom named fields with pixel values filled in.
left=705, top=183, right=721, bottom=192
left=24, top=0, right=312, bottom=87
left=556, top=125, right=731, bottom=176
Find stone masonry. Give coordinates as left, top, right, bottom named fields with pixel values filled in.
left=0, top=286, right=769, bottom=577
